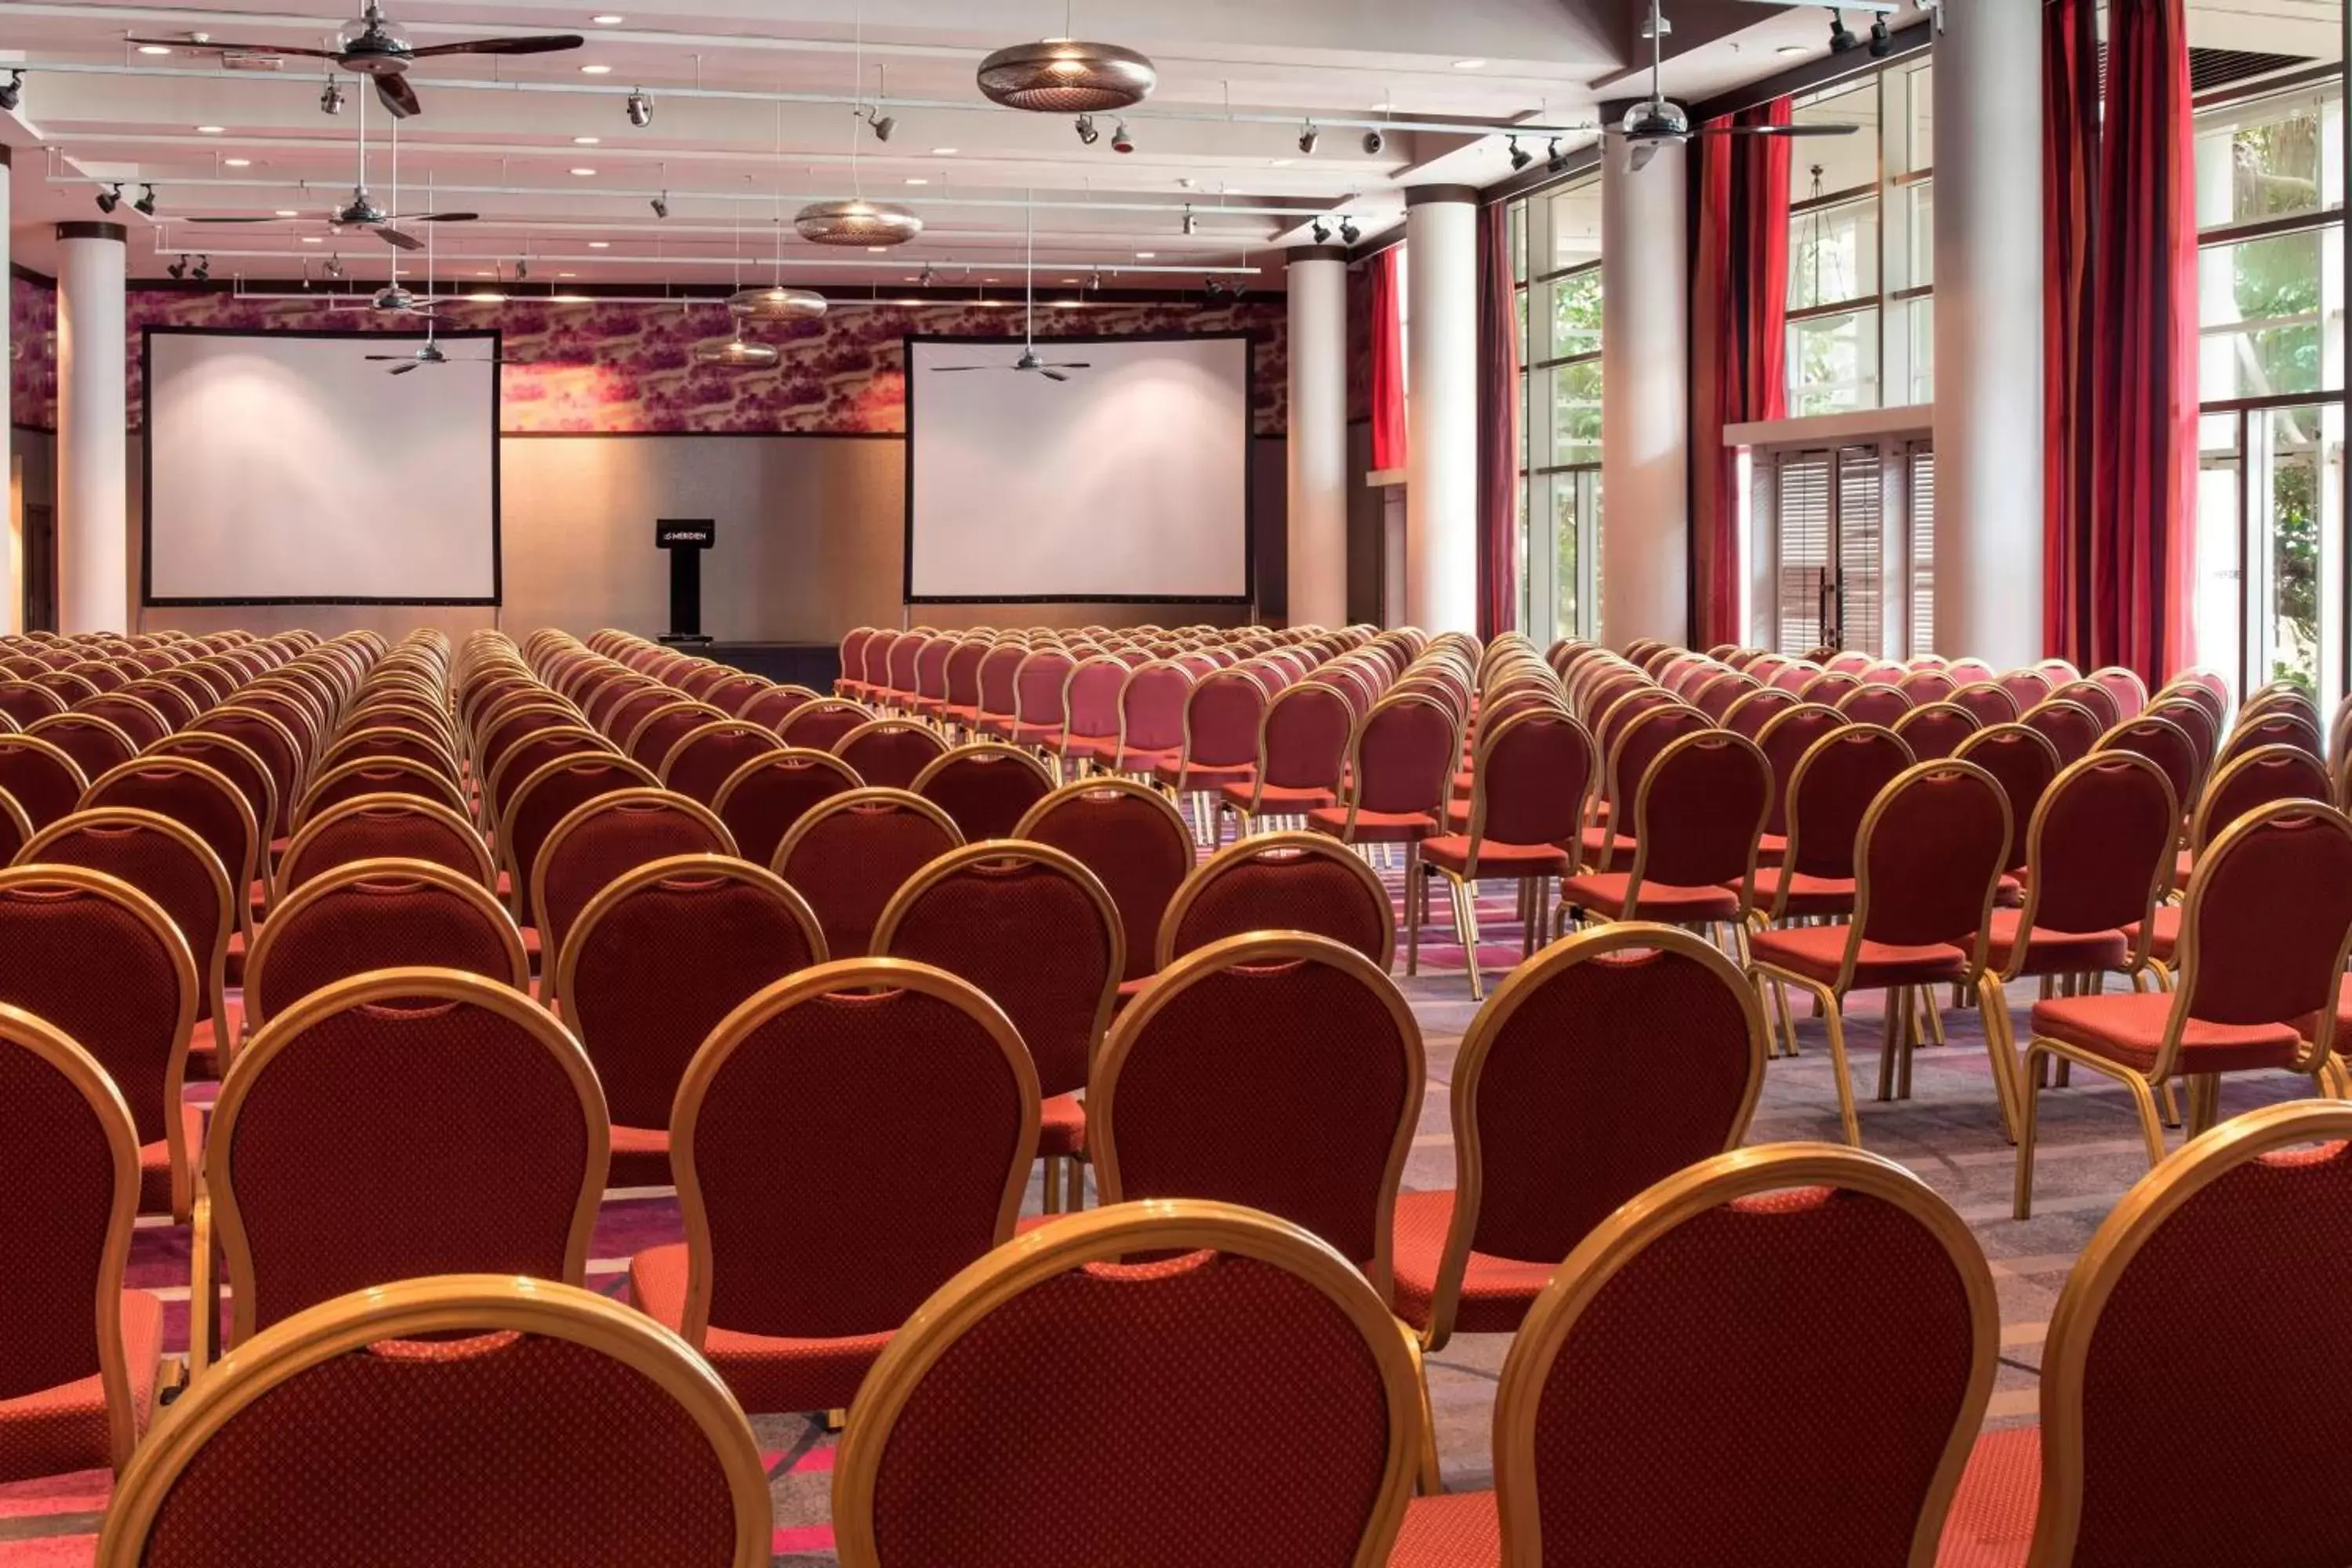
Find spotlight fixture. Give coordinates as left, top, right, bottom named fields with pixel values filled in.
left=977, top=38, right=1156, bottom=113
left=1867, top=14, right=1893, bottom=55
left=133, top=184, right=157, bottom=216
left=1508, top=136, right=1532, bottom=171
left=1088, top=267, right=1104, bottom=289
left=1828, top=9, right=1857, bottom=52
left=626, top=89, right=652, bottom=127
left=649, top=191, right=670, bottom=219
left=167, top=255, right=187, bottom=280
left=1361, top=128, right=1385, bottom=154
left=1203, top=279, right=1227, bottom=301
left=0, top=71, right=22, bottom=111
left=917, top=262, right=935, bottom=285
left=1546, top=137, right=1568, bottom=174
left=318, top=77, right=344, bottom=114
left=864, top=106, right=895, bottom=142
left=1111, top=121, right=1134, bottom=154
left=1338, top=216, right=1361, bottom=245
left=1298, top=122, right=1319, bottom=155
left=793, top=198, right=923, bottom=246
left=1182, top=207, right=1198, bottom=237
left=192, top=255, right=209, bottom=281
left=516, top=260, right=530, bottom=280
left=1074, top=113, right=1100, bottom=146
left=96, top=183, right=122, bottom=214
left=1311, top=220, right=1330, bottom=243
left=325, top=255, right=346, bottom=279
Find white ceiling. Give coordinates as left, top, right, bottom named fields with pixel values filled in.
left=0, top=0, right=1940, bottom=292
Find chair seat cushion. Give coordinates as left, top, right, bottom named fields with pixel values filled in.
left=608, top=1123, right=671, bottom=1189
left=1993, top=873, right=2024, bottom=909
left=1218, top=781, right=1338, bottom=814
left=1007, top=721, right=1065, bottom=746
left=628, top=1243, right=890, bottom=1415
left=1750, top=867, right=1857, bottom=918
left=187, top=991, right=245, bottom=1081
left=1040, top=1091, right=1086, bottom=1158
left=2122, top=904, right=2180, bottom=964
left=1558, top=872, right=1741, bottom=924
left=1082, top=744, right=1177, bottom=774
left=1980, top=908, right=2129, bottom=978
left=1421, top=834, right=1570, bottom=877
left=1052, top=731, right=1116, bottom=758
left=0, top=1289, right=164, bottom=1486
left=1389, top=1190, right=1554, bottom=1338
left=2307, top=974, right=2352, bottom=1047
left=1749, top=924, right=1968, bottom=989
left=1574, top=824, right=1636, bottom=864
left=1152, top=760, right=1252, bottom=791
left=2031, top=991, right=2301, bottom=1075
left=1936, top=1423, right=2039, bottom=1568
left=1754, top=830, right=1787, bottom=869
left=223, top=927, right=247, bottom=987
left=1388, top=1490, right=1502, bottom=1568
left=1305, top=806, right=1437, bottom=844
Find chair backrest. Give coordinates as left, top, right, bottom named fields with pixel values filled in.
left=1342, top=691, right=1457, bottom=822
left=2013, top=753, right=2178, bottom=956
left=2019, top=697, right=2104, bottom=767
left=593, top=686, right=675, bottom=752
left=76, top=693, right=169, bottom=749
left=673, top=959, right=1036, bottom=1349
left=626, top=699, right=731, bottom=774
left=884, top=632, right=926, bottom=699
left=1996, top=668, right=2054, bottom=713
left=83, top=756, right=260, bottom=928
left=498, top=753, right=662, bottom=923
left=1754, top=704, right=1853, bottom=840
left=1116, top=660, right=1196, bottom=755
left=2169, top=800, right=2352, bottom=1051
left=1467, top=708, right=1595, bottom=852
left=2092, top=715, right=2201, bottom=827
left=2049, top=678, right=2122, bottom=729
left=1849, top=760, right=2011, bottom=964
left=1250, top=681, right=1352, bottom=797
left=295, top=754, right=470, bottom=829
left=656, top=720, right=784, bottom=807
left=1011, top=650, right=1075, bottom=726
left=1160, top=832, right=1395, bottom=971
left=193, top=706, right=305, bottom=837
left=1835, top=682, right=1911, bottom=728
left=315, top=726, right=461, bottom=782
left=279, top=793, right=493, bottom=894
left=2219, top=707, right=2325, bottom=768
left=2190, top=742, right=2333, bottom=853
left=0, top=733, right=91, bottom=829
left=1492, top=1144, right=1994, bottom=1566
left=1624, top=729, right=1771, bottom=898
left=736, top=682, right=819, bottom=730
left=709, top=746, right=862, bottom=869
left=1427, top=924, right=1764, bottom=1349
left=832, top=1202, right=1420, bottom=1568
left=2148, top=693, right=2221, bottom=782
left=1015, top=779, right=1197, bottom=982
left=1093, top=933, right=1422, bottom=1298
left=1601, top=704, right=1708, bottom=821
left=776, top=697, right=872, bottom=752
left=534, top=788, right=735, bottom=961
left=909, top=743, right=1056, bottom=840
left=1179, top=669, right=1269, bottom=772
left=96, top=1273, right=771, bottom=1568
left=1953, top=723, right=2062, bottom=874
left=773, top=788, right=964, bottom=958
left=834, top=718, right=953, bottom=790
left=485, top=725, right=613, bottom=827
left=1945, top=682, right=2017, bottom=730
left=209, top=969, right=605, bottom=1343
left=246, top=859, right=531, bottom=1033
left=0, top=679, right=66, bottom=728
left=2019, top=1101, right=2352, bottom=1566
left=873, top=843, right=1123, bottom=1102
left=0, top=1002, right=144, bottom=1473
left=26, top=712, right=136, bottom=783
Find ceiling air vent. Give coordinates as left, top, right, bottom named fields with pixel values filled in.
left=2188, top=48, right=2310, bottom=94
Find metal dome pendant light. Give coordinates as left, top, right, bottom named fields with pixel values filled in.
left=978, top=0, right=1154, bottom=114
left=797, top=13, right=923, bottom=249
left=727, top=284, right=827, bottom=321
left=699, top=178, right=813, bottom=367
left=695, top=336, right=782, bottom=368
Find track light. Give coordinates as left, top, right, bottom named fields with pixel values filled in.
left=167, top=255, right=187, bottom=280
left=1311, top=220, right=1330, bottom=243
left=1828, top=9, right=1858, bottom=51
left=1088, top=268, right=1104, bottom=290
left=1298, top=122, right=1319, bottom=155
left=96, top=183, right=122, bottom=214
left=1111, top=121, right=1134, bottom=154
left=133, top=184, right=157, bottom=216
left=1867, top=14, right=1893, bottom=55
left=1508, top=136, right=1532, bottom=171
left=1182, top=207, right=1198, bottom=237
left=917, top=262, right=935, bottom=285
left=1074, top=113, right=1100, bottom=145
left=0, top=71, right=22, bottom=112
left=1339, top=216, right=1361, bottom=245
left=1361, top=129, right=1384, bottom=154
left=1546, top=137, right=1568, bottom=174
left=515, top=259, right=529, bottom=280
left=319, top=77, right=345, bottom=114
left=862, top=105, right=894, bottom=142
left=623, top=89, right=652, bottom=128
left=1203, top=279, right=1228, bottom=301
left=325, top=255, right=345, bottom=280
left=192, top=255, right=210, bottom=281
left=649, top=191, right=670, bottom=219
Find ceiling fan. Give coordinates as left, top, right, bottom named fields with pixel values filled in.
left=131, top=2, right=583, bottom=119
left=187, top=88, right=473, bottom=250
left=1611, top=0, right=1859, bottom=171
left=365, top=334, right=523, bottom=374
left=365, top=193, right=523, bottom=372
left=930, top=206, right=1091, bottom=382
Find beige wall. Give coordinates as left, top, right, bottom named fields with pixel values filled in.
left=93, top=431, right=1290, bottom=642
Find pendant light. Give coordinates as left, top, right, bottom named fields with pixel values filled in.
left=977, top=38, right=1156, bottom=113
left=797, top=8, right=923, bottom=249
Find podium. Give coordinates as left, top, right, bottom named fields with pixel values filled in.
left=656, top=519, right=715, bottom=645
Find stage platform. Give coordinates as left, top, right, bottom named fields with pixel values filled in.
left=699, top=641, right=840, bottom=690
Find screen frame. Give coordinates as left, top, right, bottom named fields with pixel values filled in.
left=900, top=328, right=1257, bottom=606
left=140, top=324, right=505, bottom=608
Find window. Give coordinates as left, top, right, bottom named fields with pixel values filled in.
left=1756, top=436, right=1933, bottom=659
left=1510, top=174, right=1604, bottom=645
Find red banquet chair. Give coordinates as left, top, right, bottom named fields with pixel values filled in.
left=1388, top=1145, right=1995, bottom=1568
left=96, top=1274, right=772, bottom=1568
left=0, top=679, right=66, bottom=729
left=496, top=752, right=661, bottom=933
left=1305, top=692, right=1459, bottom=922
left=1954, top=723, right=2063, bottom=893
left=831, top=1201, right=1424, bottom=1568
left=293, top=755, right=470, bottom=829
left=0, top=1002, right=163, bottom=1483
left=2015, top=799, right=2352, bottom=1215
left=1089, top=933, right=1423, bottom=1299
left=623, top=699, right=731, bottom=775
left=773, top=788, right=963, bottom=958
left=777, top=696, right=873, bottom=753
left=191, top=706, right=306, bottom=839
left=243, top=859, right=531, bottom=1038
left=1390, top=924, right=1766, bottom=1352
left=1217, top=679, right=1352, bottom=835
left=909, top=742, right=1056, bottom=840
left=1837, top=681, right=1913, bottom=728
left=2170, top=742, right=2334, bottom=902
left=0, top=866, right=196, bottom=1221
left=1159, top=830, right=1395, bottom=971
left=1152, top=667, right=1269, bottom=843
left=557, top=855, right=826, bottom=1187
left=0, top=732, right=90, bottom=829
left=275, top=792, right=495, bottom=894
left=1559, top=729, right=1771, bottom=930
left=629, top=958, right=1037, bottom=1417
left=76, top=694, right=170, bottom=750
left=26, top=712, right=137, bottom=786
left=710, top=746, right=862, bottom=869
left=2092, top=714, right=2201, bottom=833
left=833, top=717, right=952, bottom=791
left=874, top=842, right=1123, bottom=1214
left=1748, top=760, right=2016, bottom=1146
left=1072, top=658, right=1192, bottom=775
left=187, top=968, right=606, bottom=1374
left=1015, top=777, right=1197, bottom=987
left=1750, top=702, right=1846, bottom=864
left=1895, top=699, right=1984, bottom=761
left=532, top=788, right=735, bottom=964
left=1753, top=723, right=1915, bottom=934
left=2018, top=697, right=2104, bottom=767
left=657, top=719, right=784, bottom=807
left=82, top=754, right=261, bottom=942
left=736, top=682, right=821, bottom=731
left=314, top=725, right=463, bottom=783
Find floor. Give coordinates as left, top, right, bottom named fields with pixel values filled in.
left=0, top=903, right=2299, bottom=1564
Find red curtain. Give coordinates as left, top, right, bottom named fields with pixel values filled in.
left=1475, top=203, right=1521, bottom=639
left=1689, top=100, right=1792, bottom=650
left=2043, top=0, right=2101, bottom=667
left=1368, top=248, right=1408, bottom=473
left=2087, top=0, right=2199, bottom=686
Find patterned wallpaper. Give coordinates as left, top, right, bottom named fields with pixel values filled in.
left=7, top=272, right=1288, bottom=437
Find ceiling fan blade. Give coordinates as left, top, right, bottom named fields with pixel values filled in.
left=374, top=226, right=423, bottom=251
left=1709, top=121, right=1860, bottom=136
left=129, top=38, right=339, bottom=56
left=187, top=216, right=281, bottom=224
left=1039, top=369, right=1070, bottom=383
left=389, top=361, right=423, bottom=376
left=361, top=354, right=417, bottom=361
left=410, top=34, right=584, bottom=56
left=1628, top=141, right=1661, bottom=173
left=373, top=73, right=422, bottom=119
left=928, top=365, right=991, bottom=372
left=386, top=212, right=478, bottom=224
left=1042, top=362, right=1091, bottom=370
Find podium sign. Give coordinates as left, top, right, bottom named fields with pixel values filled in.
left=657, top=518, right=716, bottom=642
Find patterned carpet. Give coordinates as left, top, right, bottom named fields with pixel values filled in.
left=0, top=874, right=2307, bottom=1563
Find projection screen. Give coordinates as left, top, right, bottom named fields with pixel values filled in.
left=143, top=328, right=500, bottom=604
left=904, top=332, right=1252, bottom=603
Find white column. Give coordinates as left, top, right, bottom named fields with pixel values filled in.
left=1403, top=187, right=1479, bottom=635
left=0, top=150, right=16, bottom=636
left=1284, top=245, right=1348, bottom=630
left=1933, top=0, right=2043, bottom=668
left=1600, top=142, right=1690, bottom=648
left=56, top=221, right=129, bottom=635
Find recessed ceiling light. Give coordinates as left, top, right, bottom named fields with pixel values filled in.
left=579, top=64, right=612, bottom=74
left=570, top=166, right=597, bottom=176
left=587, top=240, right=611, bottom=248
left=558, top=270, right=577, bottom=277
left=590, top=13, right=625, bottom=22
left=300, top=235, right=322, bottom=243
left=867, top=245, right=888, bottom=252
left=274, top=209, right=298, bottom=217
left=477, top=270, right=495, bottom=278
left=137, top=43, right=171, bottom=54
left=905, top=176, right=928, bottom=185
left=196, top=125, right=224, bottom=134
left=930, top=147, right=958, bottom=156
left=1452, top=58, right=1486, bottom=69
left=223, top=157, right=251, bottom=167
left=572, top=135, right=601, bottom=145
left=1269, top=157, right=1293, bottom=166
left=1777, top=43, right=1809, bottom=54
left=1134, top=250, right=1155, bottom=259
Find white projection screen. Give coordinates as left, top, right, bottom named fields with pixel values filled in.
left=905, top=332, right=1252, bottom=603
left=143, top=328, right=500, bottom=604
